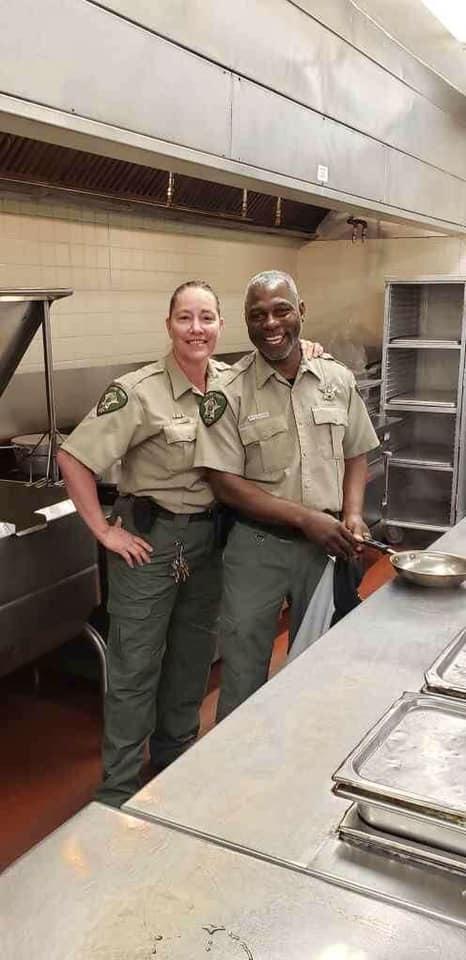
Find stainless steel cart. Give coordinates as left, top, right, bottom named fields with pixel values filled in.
left=380, top=277, right=466, bottom=534
left=0, top=290, right=107, bottom=688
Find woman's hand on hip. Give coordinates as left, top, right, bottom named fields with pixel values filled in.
left=100, top=516, right=153, bottom=567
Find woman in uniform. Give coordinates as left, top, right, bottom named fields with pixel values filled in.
left=58, top=280, right=322, bottom=807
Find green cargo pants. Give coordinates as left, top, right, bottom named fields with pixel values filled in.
left=95, top=498, right=222, bottom=808
left=216, top=519, right=327, bottom=722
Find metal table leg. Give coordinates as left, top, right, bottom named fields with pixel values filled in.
left=82, top=623, right=108, bottom=695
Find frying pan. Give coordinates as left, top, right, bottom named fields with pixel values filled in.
left=363, top=537, right=466, bottom=588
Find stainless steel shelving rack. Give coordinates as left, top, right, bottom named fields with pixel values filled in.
left=355, top=374, right=385, bottom=528
left=380, top=277, right=466, bottom=533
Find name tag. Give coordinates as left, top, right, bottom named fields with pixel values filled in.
left=247, top=411, right=270, bottom=422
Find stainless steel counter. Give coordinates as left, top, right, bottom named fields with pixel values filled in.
left=126, top=522, right=466, bottom=864
left=3, top=523, right=466, bottom=954
left=2, top=803, right=465, bottom=959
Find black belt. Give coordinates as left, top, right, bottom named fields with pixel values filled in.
left=234, top=514, right=304, bottom=541
left=234, top=509, right=340, bottom=541
left=156, top=506, right=215, bottom=522
left=119, top=495, right=215, bottom=534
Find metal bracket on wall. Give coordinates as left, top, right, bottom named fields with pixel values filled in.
left=347, top=217, right=368, bottom=242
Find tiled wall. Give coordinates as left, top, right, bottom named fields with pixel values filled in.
left=0, top=196, right=299, bottom=373
left=4, top=194, right=462, bottom=376
left=1, top=193, right=464, bottom=438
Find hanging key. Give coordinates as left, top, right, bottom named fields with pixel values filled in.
left=170, top=539, right=190, bottom=583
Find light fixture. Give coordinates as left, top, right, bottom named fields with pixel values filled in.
left=421, top=0, right=466, bottom=43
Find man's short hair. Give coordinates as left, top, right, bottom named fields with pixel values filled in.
left=245, top=270, right=299, bottom=308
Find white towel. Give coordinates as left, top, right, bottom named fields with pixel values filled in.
left=287, top=558, right=335, bottom=662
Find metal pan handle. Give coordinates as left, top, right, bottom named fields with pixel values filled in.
left=362, top=536, right=395, bottom=555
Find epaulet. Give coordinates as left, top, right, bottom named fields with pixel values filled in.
left=320, top=353, right=351, bottom=372
left=316, top=355, right=355, bottom=391
left=209, top=359, right=236, bottom=385
left=208, top=352, right=254, bottom=389
left=116, top=360, right=165, bottom=392
left=210, top=358, right=231, bottom=373
left=94, top=361, right=166, bottom=416
left=222, top=351, right=256, bottom=383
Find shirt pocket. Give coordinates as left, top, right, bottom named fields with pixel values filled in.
left=238, top=414, right=289, bottom=478
left=312, top=406, right=348, bottom=460
left=162, top=419, right=198, bottom=470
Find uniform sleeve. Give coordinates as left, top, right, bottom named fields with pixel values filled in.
left=343, top=378, right=380, bottom=459
left=194, top=396, right=245, bottom=475
left=61, top=388, right=146, bottom=475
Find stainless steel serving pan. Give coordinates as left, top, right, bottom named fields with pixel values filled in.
left=335, top=785, right=466, bottom=858
left=363, top=537, right=466, bottom=587
left=332, top=692, right=466, bottom=825
left=424, top=629, right=466, bottom=700
left=339, top=803, right=466, bottom=875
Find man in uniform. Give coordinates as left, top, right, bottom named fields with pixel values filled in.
left=194, top=270, right=379, bottom=721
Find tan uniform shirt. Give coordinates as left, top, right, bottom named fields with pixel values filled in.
left=194, top=351, right=379, bottom=513
left=61, top=353, right=230, bottom=513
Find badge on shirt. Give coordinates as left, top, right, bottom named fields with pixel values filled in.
left=199, top=391, right=227, bottom=426
left=96, top=383, right=128, bottom=416
left=319, top=382, right=338, bottom=402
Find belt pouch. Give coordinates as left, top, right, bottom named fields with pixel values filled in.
left=214, top=505, right=235, bottom=549
left=132, top=496, right=159, bottom=534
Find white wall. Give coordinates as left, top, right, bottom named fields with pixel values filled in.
left=297, top=236, right=466, bottom=353
left=0, top=196, right=299, bottom=372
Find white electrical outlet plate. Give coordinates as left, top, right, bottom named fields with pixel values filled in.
left=317, top=164, right=329, bottom=183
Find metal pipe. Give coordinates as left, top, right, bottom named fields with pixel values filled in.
left=41, top=299, right=60, bottom=483
left=166, top=171, right=174, bottom=206
left=82, top=622, right=108, bottom=696
left=0, top=178, right=316, bottom=239
left=274, top=196, right=282, bottom=227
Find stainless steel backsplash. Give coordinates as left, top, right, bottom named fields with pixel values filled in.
left=0, top=353, right=245, bottom=440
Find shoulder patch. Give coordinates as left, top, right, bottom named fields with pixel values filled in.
left=199, top=391, right=227, bottom=426
left=97, top=383, right=128, bottom=416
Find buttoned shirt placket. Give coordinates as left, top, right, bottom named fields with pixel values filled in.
left=290, top=359, right=323, bottom=507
